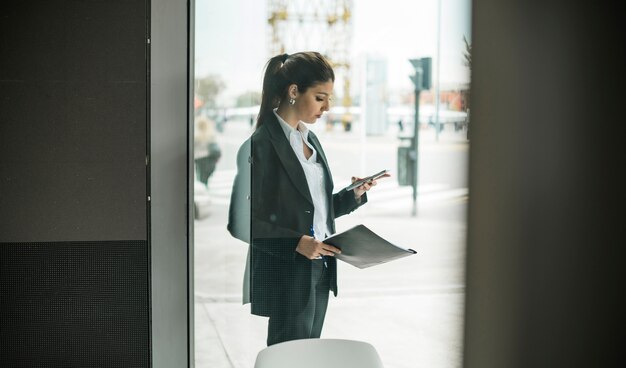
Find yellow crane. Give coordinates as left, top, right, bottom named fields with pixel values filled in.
left=267, top=0, right=354, bottom=131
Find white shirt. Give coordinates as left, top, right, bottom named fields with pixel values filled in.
left=273, top=109, right=331, bottom=239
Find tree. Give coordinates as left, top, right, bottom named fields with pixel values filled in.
left=462, top=35, right=472, bottom=139
left=235, top=90, right=262, bottom=107
left=463, top=35, right=472, bottom=71
left=195, top=75, right=225, bottom=109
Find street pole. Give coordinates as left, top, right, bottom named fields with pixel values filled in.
left=435, top=0, right=442, bottom=141
left=408, top=57, right=432, bottom=217
left=412, top=84, right=420, bottom=217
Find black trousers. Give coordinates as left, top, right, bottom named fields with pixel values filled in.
left=266, top=259, right=330, bottom=346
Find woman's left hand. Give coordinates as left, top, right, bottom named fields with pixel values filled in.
left=352, top=173, right=391, bottom=198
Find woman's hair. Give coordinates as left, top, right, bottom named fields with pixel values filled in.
left=256, top=51, right=335, bottom=128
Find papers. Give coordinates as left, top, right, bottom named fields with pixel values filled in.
left=324, top=224, right=416, bottom=269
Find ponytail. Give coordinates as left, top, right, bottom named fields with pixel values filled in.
left=256, top=52, right=335, bottom=129
left=256, top=53, right=289, bottom=129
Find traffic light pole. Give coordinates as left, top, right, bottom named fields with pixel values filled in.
left=408, top=57, right=432, bottom=216
left=411, top=87, right=420, bottom=216
left=408, top=57, right=431, bottom=217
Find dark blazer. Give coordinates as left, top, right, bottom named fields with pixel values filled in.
left=228, top=112, right=366, bottom=317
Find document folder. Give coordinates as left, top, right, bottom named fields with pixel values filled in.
left=324, top=224, right=416, bottom=269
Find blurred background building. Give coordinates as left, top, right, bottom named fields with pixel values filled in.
left=194, top=0, right=471, bottom=138
left=267, top=0, right=355, bottom=130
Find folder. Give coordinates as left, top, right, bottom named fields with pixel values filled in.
left=324, top=224, right=417, bottom=269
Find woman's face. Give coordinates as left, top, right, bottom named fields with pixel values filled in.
left=293, top=80, right=334, bottom=124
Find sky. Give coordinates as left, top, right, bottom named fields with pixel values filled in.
left=195, top=0, right=471, bottom=105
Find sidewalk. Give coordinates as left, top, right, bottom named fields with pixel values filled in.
left=194, top=120, right=468, bottom=368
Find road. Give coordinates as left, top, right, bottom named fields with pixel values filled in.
left=194, top=117, right=469, bottom=368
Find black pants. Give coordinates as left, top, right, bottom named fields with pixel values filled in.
left=266, top=259, right=330, bottom=346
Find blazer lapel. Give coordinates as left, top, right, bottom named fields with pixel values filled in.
left=264, top=114, right=314, bottom=205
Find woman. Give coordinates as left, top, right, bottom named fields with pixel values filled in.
left=228, top=52, right=387, bottom=346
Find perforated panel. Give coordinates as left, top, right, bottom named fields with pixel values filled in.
left=0, top=241, right=150, bottom=367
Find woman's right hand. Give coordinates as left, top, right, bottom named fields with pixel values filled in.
left=295, top=235, right=341, bottom=260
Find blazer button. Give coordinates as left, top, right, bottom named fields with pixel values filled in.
left=305, top=210, right=311, bottom=214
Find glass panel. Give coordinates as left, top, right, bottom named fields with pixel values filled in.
left=194, top=1, right=471, bottom=367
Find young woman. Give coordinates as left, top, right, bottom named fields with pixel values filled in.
left=228, top=51, right=387, bottom=346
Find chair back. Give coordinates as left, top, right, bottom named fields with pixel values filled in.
left=254, top=338, right=384, bottom=368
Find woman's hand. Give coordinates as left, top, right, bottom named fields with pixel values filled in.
left=351, top=173, right=391, bottom=198
left=295, top=235, right=341, bottom=260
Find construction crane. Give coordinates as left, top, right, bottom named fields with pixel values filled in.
left=267, top=0, right=354, bottom=131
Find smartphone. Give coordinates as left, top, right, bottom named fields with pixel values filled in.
left=345, top=169, right=389, bottom=191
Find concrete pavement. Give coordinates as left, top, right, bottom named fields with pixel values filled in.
left=194, top=119, right=469, bottom=368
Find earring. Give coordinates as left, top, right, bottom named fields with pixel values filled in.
left=289, top=98, right=295, bottom=105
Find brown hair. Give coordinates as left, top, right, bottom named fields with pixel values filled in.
left=256, top=52, right=335, bottom=128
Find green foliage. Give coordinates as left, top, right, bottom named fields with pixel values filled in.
left=463, top=35, right=472, bottom=71
left=195, top=75, right=225, bottom=108
left=236, top=90, right=262, bottom=107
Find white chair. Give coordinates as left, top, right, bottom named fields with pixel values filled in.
left=254, top=338, right=385, bottom=368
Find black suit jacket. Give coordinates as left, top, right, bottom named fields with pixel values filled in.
left=228, top=112, right=367, bottom=317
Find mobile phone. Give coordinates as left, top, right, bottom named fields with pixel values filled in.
left=345, top=169, right=389, bottom=191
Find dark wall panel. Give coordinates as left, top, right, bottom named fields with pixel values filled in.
left=0, top=1, right=148, bottom=242
left=0, top=1, right=151, bottom=367
left=0, top=241, right=149, bottom=367
left=464, top=1, right=624, bottom=367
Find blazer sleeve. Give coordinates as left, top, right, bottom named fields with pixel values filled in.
left=332, top=188, right=368, bottom=219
